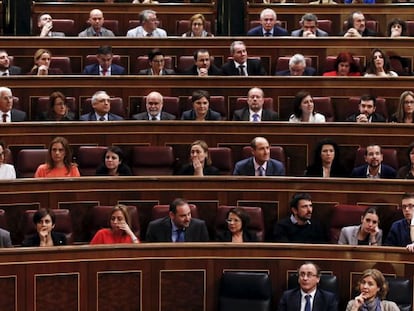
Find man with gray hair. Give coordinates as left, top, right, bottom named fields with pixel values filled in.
left=275, top=53, right=316, bottom=76
left=291, top=13, right=329, bottom=37
left=247, top=8, right=288, bottom=37
left=132, top=91, right=176, bottom=120
left=0, top=87, right=26, bottom=122
left=79, top=91, right=123, bottom=121
left=221, top=41, right=266, bottom=76
left=126, top=9, right=167, bottom=37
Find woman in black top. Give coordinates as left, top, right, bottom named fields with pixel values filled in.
left=96, top=146, right=132, bottom=176
left=176, top=140, right=220, bottom=176
left=305, top=138, right=348, bottom=177
left=216, top=208, right=258, bottom=242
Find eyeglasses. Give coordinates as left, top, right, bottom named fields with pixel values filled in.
left=299, top=272, right=318, bottom=278
left=226, top=218, right=241, bottom=224
left=404, top=101, right=414, bottom=105
left=401, top=204, right=414, bottom=210
left=192, top=23, right=203, bottom=26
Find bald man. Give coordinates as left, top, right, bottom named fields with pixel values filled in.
left=78, top=9, right=115, bottom=37
left=132, top=91, right=176, bottom=120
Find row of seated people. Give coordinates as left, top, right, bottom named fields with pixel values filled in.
left=2, top=87, right=413, bottom=123
left=1, top=134, right=413, bottom=179
left=3, top=44, right=411, bottom=76
left=32, top=8, right=414, bottom=38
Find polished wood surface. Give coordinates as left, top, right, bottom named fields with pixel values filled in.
left=0, top=243, right=412, bottom=311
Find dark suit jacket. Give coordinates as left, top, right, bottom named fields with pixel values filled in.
left=21, top=232, right=67, bottom=247
left=345, top=112, right=386, bottom=122
left=233, top=157, right=285, bottom=176
left=277, top=288, right=338, bottom=311
left=83, top=63, right=126, bottom=75
left=11, top=109, right=27, bottom=121
left=182, top=64, right=222, bottom=76
left=145, top=216, right=209, bottom=242
left=350, top=164, right=396, bottom=178
left=132, top=111, right=176, bottom=120
left=340, top=27, right=377, bottom=37
left=216, top=230, right=258, bottom=242
left=221, top=59, right=267, bottom=76
left=232, top=107, right=278, bottom=121
left=291, top=28, right=329, bottom=37
left=275, top=67, right=316, bottom=76
left=181, top=109, right=221, bottom=121
left=247, top=25, right=289, bottom=36
left=79, top=112, right=123, bottom=121
left=8, top=66, right=22, bottom=75
left=137, top=68, right=175, bottom=75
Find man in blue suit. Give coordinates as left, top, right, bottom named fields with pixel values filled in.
left=277, top=262, right=338, bottom=311
left=247, top=8, right=288, bottom=37
left=351, top=144, right=396, bottom=178
left=233, top=137, right=285, bottom=176
left=79, top=91, right=123, bottom=121
left=83, top=45, right=126, bottom=76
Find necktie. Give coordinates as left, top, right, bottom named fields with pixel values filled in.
left=102, top=69, right=107, bottom=76
left=2, top=72, right=8, bottom=76
left=176, top=229, right=185, bottom=242
left=151, top=116, right=157, bottom=121
left=258, top=166, right=265, bottom=176
left=265, top=32, right=272, bottom=37
left=99, top=116, right=105, bottom=121
left=239, top=65, right=246, bottom=76
left=252, top=113, right=259, bottom=122
left=305, top=294, right=311, bottom=311
left=146, top=32, right=153, bottom=37
left=2, top=114, right=7, bottom=123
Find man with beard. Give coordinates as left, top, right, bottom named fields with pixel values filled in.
left=346, top=95, right=386, bottom=123
left=272, top=193, right=328, bottom=243
left=0, top=50, right=21, bottom=76
left=351, top=144, right=396, bottom=178
left=145, top=198, right=209, bottom=242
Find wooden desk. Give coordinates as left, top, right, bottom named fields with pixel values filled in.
left=0, top=243, right=412, bottom=311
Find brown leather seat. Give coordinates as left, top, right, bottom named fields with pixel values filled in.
left=354, top=146, right=399, bottom=170
left=318, top=19, right=332, bottom=35
left=16, top=149, right=48, bottom=178
left=89, top=205, right=140, bottom=241
left=21, top=209, right=74, bottom=244
left=77, top=146, right=107, bottom=176
left=151, top=204, right=199, bottom=220
left=208, top=147, right=233, bottom=175
left=50, top=56, right=72, bottom=74
left=323, top=55, right=362, bottom=73
left=131, top=146, right=175, bottom=176
left=33, top=96, right=77, bottom=120
left=215, top=205, right=265, bottom=241
left=81, top=97, right=126, bottom=118
left=103, top=19, right=120, bottom=36
left=313, top=96, right=334, bottom=122
left=176, top=19, right=212, bottom=35
left=177, top=55, right=195, bottom=73
left=329, top=204, right=368, bottom=243
left=406, top=20, right=414, bottom=36
left=52, top=19, right=76, bottom=36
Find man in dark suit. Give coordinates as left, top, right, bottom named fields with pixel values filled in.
left=79, top=90, right=123, bottom=121
left=37, top=13, right=65, bottom=37
left=0, top=50, right=21, bottom=76
left=83, top=45, right=126, bottom=76
left=291, top=13, right=329, bottom=37
left=132, top=91, right=176, bottom=120
left=221, top=41, right=266, bottom=76
left=232, top=87, right=278, bottom=121
left=351, top=144, right=396, bottom=178
left=146, top=198, right=210, bottom=242
left=182, top=49, right=222, bottom=76
left=346, top=95, right=386, bottom=123
left=233, top=137, right=285, bottom=176
left=137, top=49, right=175, bottom=75
left=246, top=8, right=288, bottom=37
left=342, top=11, right=377, bottom=37
left=0, top=87, right=26, bottom=122
left=275, top=54, right=316, bottom=76
left=278, top=262, right=338, bottom=311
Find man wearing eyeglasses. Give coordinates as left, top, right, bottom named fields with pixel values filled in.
left=385, top=192, right=414, bottom=252
left=278, top=262, right=338, bottom=311
left=272, top=193, right=328, bottom=243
